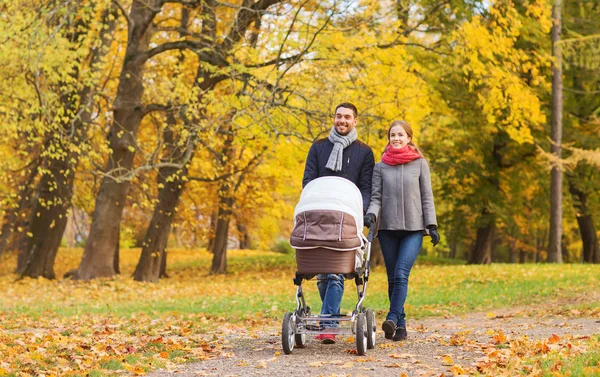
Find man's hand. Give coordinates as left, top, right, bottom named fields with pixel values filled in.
left=427, top=225, right=440, bottom=246
left=364, top=213, right=376, bottom=229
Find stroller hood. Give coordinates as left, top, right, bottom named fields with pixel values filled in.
left=293, top=176, right=364, bottom=233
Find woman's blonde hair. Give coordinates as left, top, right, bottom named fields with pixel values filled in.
left=387, top=120, right=424, bottom=157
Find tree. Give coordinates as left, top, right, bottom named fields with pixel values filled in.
left=19, top=3, right=118, bottom=279
left=423, top=1, right=551, bottom=263
left=548, top=0, right=564, bottom=263
left=74, top=0, right=168, bottom=280
left=561, top=0, right=600, bottom=264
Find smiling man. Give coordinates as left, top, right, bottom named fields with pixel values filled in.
left=301, top=102, right=375, bottom=344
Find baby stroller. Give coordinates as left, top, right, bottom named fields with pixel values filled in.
left=281, top=176, right=376, bottom=356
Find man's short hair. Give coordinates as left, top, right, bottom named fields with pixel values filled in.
left=335, top=102, right=358, bottom=118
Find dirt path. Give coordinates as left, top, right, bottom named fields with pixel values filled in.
left=148, top=304, right=600, bottom=377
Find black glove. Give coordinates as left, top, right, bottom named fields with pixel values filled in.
left=427, top=225, right=440, bottom=246
left=364, top=213, right=376, bottom=229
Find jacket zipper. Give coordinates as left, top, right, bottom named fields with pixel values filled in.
left=401, top=164, right=405, bottom=228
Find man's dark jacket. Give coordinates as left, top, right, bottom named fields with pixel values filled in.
left=302, top=138, right=375, bottom=213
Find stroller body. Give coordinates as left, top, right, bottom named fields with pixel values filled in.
left=282, top=177, right=376, bottom=355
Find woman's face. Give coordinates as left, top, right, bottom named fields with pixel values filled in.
left=389, top=125, right=411, bottom=149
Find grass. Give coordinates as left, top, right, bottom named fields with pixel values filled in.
left=1, top=248, right=599, bottom=320
left=527, top=334, right=600, bottom=377
left=0, top=248, right=599, bottom=377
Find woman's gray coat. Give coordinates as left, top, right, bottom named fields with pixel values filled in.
left=366, top=158, right=437, bottom=231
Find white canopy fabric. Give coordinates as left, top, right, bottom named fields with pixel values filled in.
left=294, top=176, right=364, bottom=235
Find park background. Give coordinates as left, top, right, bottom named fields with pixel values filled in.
left=0, top=0, right=599, bottom=376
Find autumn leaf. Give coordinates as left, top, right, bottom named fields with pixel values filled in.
left=492, top=330, right=507, bottom=344
left=389, top=353, right=417, bottom=359
left=548, top=334, right=560, bottom=344
left=451, top=364, right=467, bottom=375
left=442, top=355, right=454, bottom=366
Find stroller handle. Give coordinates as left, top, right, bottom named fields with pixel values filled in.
left=366, top=226, right=376, bottom=243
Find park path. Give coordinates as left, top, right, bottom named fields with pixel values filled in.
left=148, top=302, right=600, bottom=377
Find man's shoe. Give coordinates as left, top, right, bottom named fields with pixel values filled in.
left=382, top=320, right=397, bottom=340
left=315, top=334, right=336, bottom=344
left=392, top=327, right=407, bottom=341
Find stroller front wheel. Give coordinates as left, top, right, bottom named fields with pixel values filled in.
left=282, top=312, right=295, bottom=354
left=356, top=313, right=367, bottom=356
left=366, top=309, right=376, bottom=349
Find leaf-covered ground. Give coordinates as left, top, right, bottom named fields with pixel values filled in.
left=1, top=248, right=599, bottom=376
left=148, top=302, right=600, bottom=377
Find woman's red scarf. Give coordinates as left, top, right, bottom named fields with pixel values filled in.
left=381, top=144, right=421, bottom=165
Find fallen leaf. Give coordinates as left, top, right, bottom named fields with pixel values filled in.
left=451, top=364, right=467, bottom=375
left=492, top=330, right=507, bottom=344
left=442, top=355, right=454, bottom=366
left=548, top=334, right=560, bottom=344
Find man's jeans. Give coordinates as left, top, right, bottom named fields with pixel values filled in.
left=316, top=274, right=344, bottom=329
left=378, top=230, right=423, bottom=328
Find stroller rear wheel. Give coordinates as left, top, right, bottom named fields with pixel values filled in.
left=282, top=312, right=296, bottom=354
left=295, top=332, right=306, bottom=348
left=366, top=309, right=376, bottom=349
left=355, top=313, right=367, bottom=356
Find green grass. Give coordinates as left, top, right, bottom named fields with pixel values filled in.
left=539, top=335, right=600, bottom=377
left=1, top=249, right=599, bottom=322
left=100, top=360, right=124, bottom=370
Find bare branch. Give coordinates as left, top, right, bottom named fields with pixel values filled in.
left=222, top=0, right=282, bottom=52
left=143, top=103, right=175, bottom=115
left=112, top=0, right=132, bottom=31
left=161, top=0, right=202, bottom=5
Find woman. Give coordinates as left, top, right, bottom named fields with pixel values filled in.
left=363, top=120, right=439, bottom=341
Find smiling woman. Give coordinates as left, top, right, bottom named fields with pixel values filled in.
left=365, top=119, right=438, bottom=342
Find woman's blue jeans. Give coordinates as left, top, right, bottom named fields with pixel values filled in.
left=316, top=274, right=344, bottom=329
left=378, top=230, right=423, bottom=328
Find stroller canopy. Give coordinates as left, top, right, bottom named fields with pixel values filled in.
left=294, top=176, right=364, bottom=229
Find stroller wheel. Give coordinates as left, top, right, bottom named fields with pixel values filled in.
left=366, top=309, right=376, bottom=349
left=356, top=313, right=367, bottom=356
left=295, top=332, right=307, bottom=348
left=282, top=312, right=295, bottom=354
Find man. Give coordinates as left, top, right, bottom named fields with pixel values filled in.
left=302, top=102, right=375, bottom=344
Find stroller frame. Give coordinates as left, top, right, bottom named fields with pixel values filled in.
left=282, top=227, right=377, bottom=356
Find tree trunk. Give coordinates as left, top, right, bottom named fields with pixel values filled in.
left=207, top=209, right=218, bottom=252
left=160, top=249, right=168, bottom=278
left=18, top=161, right=74, bottom=278
left=74, top=1, right=159, bottom=280
left=509, top=238, right=518, bottom=263
left=568, top=181, right=598, bottom=263
left=448, top=227, right=457, bottom=259
left=519, top=249, right=526, bottom=264
left=0, top=159, right=41, bottom=257
left=210, top=187, right=234, bottom=274
left=469, top=221, right=495, bottom=264
left=133, top=169, right=188, bottom=282
left=236, top=221, right=251, bottom=249
left=548, top=0, right=563, bottom=263
left=114, top=240, right=120, bottom=274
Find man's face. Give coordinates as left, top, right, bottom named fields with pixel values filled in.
left=333, top=107, right=357, bottom=136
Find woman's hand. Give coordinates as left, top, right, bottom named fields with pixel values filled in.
left=364, top=213, right=376, bottom=229
left=427, top=225, right=440, bottom=246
